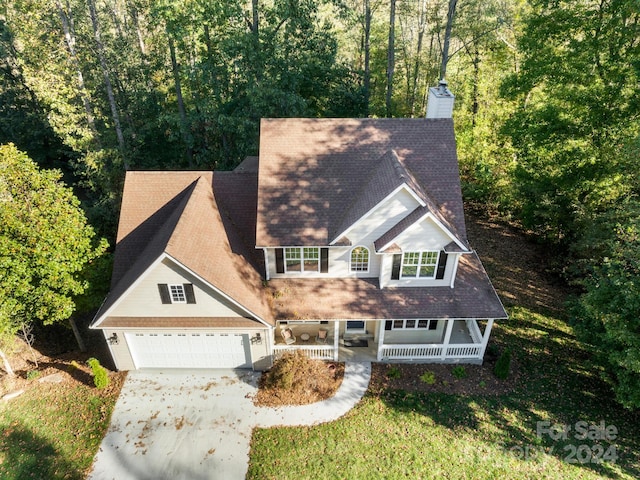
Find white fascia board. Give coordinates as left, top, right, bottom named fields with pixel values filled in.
left=164, top=254, right=273, bottom=329
left=90, top=254, right=168, bottom=328
left=329, top=184, right=424, bottom=246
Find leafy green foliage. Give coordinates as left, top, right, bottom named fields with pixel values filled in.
left=386, top=366, right=401, bottom=379
left=501, top=0, right=640, bottom=244
left=419, top=370, right=436, bottom=385
left=571, top=205, right=640, bottom=409
left=494, top=348, right=512, bottom=380
left=0, top=144, right=107, bottom=340
left=451, top=365, right=467, bottom=379
left=87, top=357, right=109, bottom=389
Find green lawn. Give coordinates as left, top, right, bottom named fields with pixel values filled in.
left=248, top=306, right=640, bottom=479
left=0, top=372, right=121, bottom=480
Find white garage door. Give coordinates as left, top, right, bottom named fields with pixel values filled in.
left=125, top=332, right=251, bottom=369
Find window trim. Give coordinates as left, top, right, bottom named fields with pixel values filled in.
left=400, top=251, right=440, bottom=279
left=390, top=319, right=438, bottom=331
left=284, top=247, right=321, bottom=273
left=158, top=283, right=196, bottom=304
left=169, top=284, right=187, bottom=304
left=349, top=246, right=370, bottom=272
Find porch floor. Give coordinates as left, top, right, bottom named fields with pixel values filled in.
left=338, top=340, right=378, bottom=362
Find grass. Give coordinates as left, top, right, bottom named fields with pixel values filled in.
left=0, top=372, right=122, bottom=479
left=248, top=306, right=640, bottom=479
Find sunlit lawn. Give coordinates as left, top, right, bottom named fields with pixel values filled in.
left=248, top=306, right=640, bottom=479
left=0, top=374, right=121, bottom=480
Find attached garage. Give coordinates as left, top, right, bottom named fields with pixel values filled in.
left=125, top=332, right=252, bottom=369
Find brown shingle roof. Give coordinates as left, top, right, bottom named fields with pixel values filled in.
left=330, top=150, right=426, bottom=242
left=92, top=171, right=273, bottom=328
left=256, top=118, right=468, bottom=247
left=267, top=253, right=507, bottom=320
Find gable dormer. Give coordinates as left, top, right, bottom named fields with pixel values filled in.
left=376, top=206, right=470, bottom=288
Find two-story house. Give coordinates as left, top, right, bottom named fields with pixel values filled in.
left=91, top=82, right=507, bottom=370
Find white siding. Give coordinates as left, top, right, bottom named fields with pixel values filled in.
left=266, top=188, right=419, bottom=279
left=109, top=258, right=247, bottom=318
left=392, top=215, right=453, bottom=251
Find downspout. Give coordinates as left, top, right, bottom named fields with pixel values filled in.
left=262, top=248, right=270, bottom=280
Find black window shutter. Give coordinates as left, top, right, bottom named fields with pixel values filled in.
left=320, top=248, right=329, bottom=273
left=385, top=320, right=392, bottom=331
left=158, top=284, right=171, bottom=304
left=436, top=251, right=448, bottom=279
left=184, top=284, right=196, bottom=304
left=275, top=248, right=284, bottom=273
left=391, top=254, right=402, bottom=280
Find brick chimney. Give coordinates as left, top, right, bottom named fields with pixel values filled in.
left=426, top=79, right=455, bottom=119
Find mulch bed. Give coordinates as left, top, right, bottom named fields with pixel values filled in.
left=368, top=355, right=519, bottom=398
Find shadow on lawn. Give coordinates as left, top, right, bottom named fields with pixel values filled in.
left=376, top=308, right=640, bottom=479
left=0, top=422, right=79, bottom=480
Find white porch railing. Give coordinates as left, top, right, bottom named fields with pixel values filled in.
left=380, top=343, right=482, bottom=361
left=273, top=344, right=335, bottom=361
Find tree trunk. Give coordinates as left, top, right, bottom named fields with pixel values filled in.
left=471, top=44, right=480, bottom=127
left=168, top=34, right=193, bottom=166
left=363, top=0, right=371, bottom=116
left=129, top=3, right=147, bottom=56
left=0, top=347, right=14, bottom=377
left=88, top=0, right=128, bottom=168
left=440, top=0, right=458, bottom=80
left=69, top=317, right=86, bottom=353
left=55, top=0, right=98, bottom=140
left=410, top=0, right=427, bottom=116
left=385, top=0, right=396, bottom=118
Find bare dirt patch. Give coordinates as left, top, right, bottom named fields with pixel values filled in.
left=1, top=339, right=126, bottom=400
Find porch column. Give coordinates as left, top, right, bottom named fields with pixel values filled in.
left=377, top=321, right=385, bottom=361
left=441, top=318, right=454, bottom=360
left=478, top=318, right=495, bottom=361
left=333, top=320, right=340, bottom=361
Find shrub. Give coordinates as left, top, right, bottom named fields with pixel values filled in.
left=452, top=365, right=467, bottom=379
left=87, top=357, right=109, bottom=389
left=420, top=370, right=436, bottom=385
left=26, top=370, right=41, bottom=381
left=494, top=348, right=512, bottom=379
left=257, top=351, right=344, bottom=406
left=386, top=366, right=401, bottom=379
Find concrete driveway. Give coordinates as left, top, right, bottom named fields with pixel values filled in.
left=88, top=362, right=371, bottom=480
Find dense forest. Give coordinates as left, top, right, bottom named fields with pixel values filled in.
left=1, top=0, right=639, bottom=408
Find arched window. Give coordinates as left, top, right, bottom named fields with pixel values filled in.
left=350, top=246, right=369, bottom=272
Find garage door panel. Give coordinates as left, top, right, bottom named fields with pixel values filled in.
left=126, top=332, right=251, bottom=369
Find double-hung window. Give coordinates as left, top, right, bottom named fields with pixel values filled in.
left=285, top=247, right=319, bottom=273
left=401, top=251, right=439, bottom=278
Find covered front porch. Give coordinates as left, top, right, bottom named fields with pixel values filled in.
left=272, top=318, right=494, bottom=364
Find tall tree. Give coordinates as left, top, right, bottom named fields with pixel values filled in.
left=501, top=0, right=640, bottom=244
left=0, top=144, right=107, bottom=374
left=87, top=0, right=127, bottom=167
left=385, top=0, right=396, bottom=117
